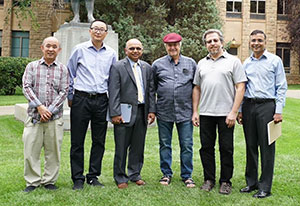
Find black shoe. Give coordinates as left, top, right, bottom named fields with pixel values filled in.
left=87, top=178, right=104, bottom=187
left=44, top=184, right=58, bottom=190
left=24, top=186, right=37, bottom=193
left=253, top=190, right=271, bottom=198
left=72, top=180, right=84, bottom=190
left=240, top=185, right=258, bottom=193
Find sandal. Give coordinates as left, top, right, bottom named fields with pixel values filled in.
left=183, top=178, right=196, bottom=188
left=159, top=175, right=172, bottom=186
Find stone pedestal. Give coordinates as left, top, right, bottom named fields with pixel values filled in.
left=54, top=22, right=119, bottom=65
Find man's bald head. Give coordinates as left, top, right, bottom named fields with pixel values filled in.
left=125, top=39, right=143, bottom=62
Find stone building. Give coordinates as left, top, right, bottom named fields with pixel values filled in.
left=0, top=0, right=70, bottom=58
left=0, top=0, right=299, bottom=84
left=217, top=0, right=299, bottom=84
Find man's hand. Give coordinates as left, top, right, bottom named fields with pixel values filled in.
left=273, top=113, right=283, bottom=124
left=112, top=116, right=124, bottom=124
left=192, top=112, right=199, bottom=127
left=68, top=100, right=72, bottom=107
left=37, top=105, right=52, bottom=122
left=148, top=112, right=156, bottom=125
left=237, top=112, right=243, bottom=125
left=226, top=111, right=237, bottom=128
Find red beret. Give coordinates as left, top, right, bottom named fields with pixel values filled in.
left=163, top=33, right=182, bottom=43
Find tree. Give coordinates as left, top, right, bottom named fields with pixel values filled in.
left=286, top=0, right=300, bottom=63
left=8, top=0, right=222, bottom=63
left=92, top=0, right=222, bottom=63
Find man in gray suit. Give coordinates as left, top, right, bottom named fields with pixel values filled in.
left=108, top=39, right=156, bottom=189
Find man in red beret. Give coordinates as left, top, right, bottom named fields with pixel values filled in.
left=152, top=33, right=197, bottom=188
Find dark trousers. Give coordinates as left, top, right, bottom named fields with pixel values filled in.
left=199, top=115, right=234, bottom=185
left=70, top=93, right=108, bottom=182
left=242, top=100, right=275, bottom=193
left=113, top=105, right=147, bottom=184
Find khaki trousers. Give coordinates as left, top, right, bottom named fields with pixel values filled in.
left=23, top=116, right=64, bottom=187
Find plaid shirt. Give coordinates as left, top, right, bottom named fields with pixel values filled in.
left=22, top=58, right=69, bottom=122
left=152, top=55, right=197, bottom=123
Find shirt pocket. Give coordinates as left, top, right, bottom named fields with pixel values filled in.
left=52, top=79, right=60, bottom=91
left=178, top=68, right=193, bottom=84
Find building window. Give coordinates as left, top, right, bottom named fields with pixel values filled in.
left=226, top=0, right=242, bottom=18
left=0, top=30, right=2, bottom=56
left=250, top=0, right=265, bottom=19
left=251, top=0, right=265, bottom=13
left=0, top=0, right=4, bottom=5
left=11, top=31, right=29, bottom=57
left=276, top=43, right=290, bottom=73
left=227, top=48, right=238, bottom=56
left=277, top=0, right=289, bottom=20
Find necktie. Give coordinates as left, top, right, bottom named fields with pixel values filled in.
left=133, top=63, right=144, bottom=103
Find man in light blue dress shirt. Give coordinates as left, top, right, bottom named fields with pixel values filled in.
left=238, top=30, right=287, bottom=198
left=67, top=19, right=117, bottom=190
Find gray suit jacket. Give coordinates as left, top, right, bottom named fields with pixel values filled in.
left=108, top=57, right=155, bottom=127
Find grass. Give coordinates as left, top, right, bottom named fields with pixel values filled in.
left=0, top=98, right=300, bottom=206
left=0, top=95, right=27, bottom=106
left=288, top=84, right=300, bottom=90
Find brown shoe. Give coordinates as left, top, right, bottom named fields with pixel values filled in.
left=200, top=180, right=215, bottom=191
left=219, top=182, right=232, bottom=195
left=135, top=180, right=146, bottom=186
left=117, top=182, right=128, bottom=189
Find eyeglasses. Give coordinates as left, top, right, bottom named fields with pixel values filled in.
left=206, top=39, right=220, bottom=44
left=128, top=47, right=142, bottom=51
left=251, top=39, right=264, bottom=43
left=91, top=27, right=107, bottom=33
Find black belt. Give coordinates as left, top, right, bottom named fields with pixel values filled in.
left=138, top=104, right=145, bottom=108
left=244, top=97, right=274, bottom=104
left=75, top=90, right=106, bottom=98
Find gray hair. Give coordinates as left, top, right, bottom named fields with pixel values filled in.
left=202, top=29, right=224, bottom=44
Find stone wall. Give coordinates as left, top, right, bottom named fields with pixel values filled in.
left=29, top=0, right=52, bottom=58
left=2, top=0, right=12, bottom=56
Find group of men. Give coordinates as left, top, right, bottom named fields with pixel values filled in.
left=22, top=19, right=287, bottom=199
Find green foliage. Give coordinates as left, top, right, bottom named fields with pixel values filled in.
left=0, top=57, right=34, bottom=95
left=5, top=0, right=40, bottom=31
left=93, top=0, right=222, bottom=63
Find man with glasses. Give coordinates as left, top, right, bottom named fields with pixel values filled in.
left=192, top=29, right=246, bottom=194
left=108, top=39, right=155, bottom=189
left=152, top=33, right=197, bottom=188
left=67, top=19, right=117, bottom=190
left=238, top=30, right=287, bottom=198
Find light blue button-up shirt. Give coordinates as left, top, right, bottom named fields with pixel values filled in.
left=243, top=50, right=287, bottom=113
left=127, top=57, right=145, bottom=103
left=67, top=40, right=117, bottom=100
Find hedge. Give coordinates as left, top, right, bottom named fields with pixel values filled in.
left=0, top=57, right=35, bottom=95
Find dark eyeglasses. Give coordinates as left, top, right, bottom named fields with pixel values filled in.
left=206, top=39, right=219, bottom=44
left=128, top=47, right=142, bottom=51
left=251, top=39, right=264, bottom=43
left=91, top=27, right=107, bottom=33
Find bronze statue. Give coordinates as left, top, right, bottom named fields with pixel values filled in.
left=70, top=0, right=95, bottom=23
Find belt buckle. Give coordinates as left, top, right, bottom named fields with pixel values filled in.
left=89, top=92, right=97, bottom=98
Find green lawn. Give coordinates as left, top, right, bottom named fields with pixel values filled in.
left=288, top=84, right=300, bottom=90
left=0, top=98, right=299, bottom=206
left=0, top=95, right=27, bottom=106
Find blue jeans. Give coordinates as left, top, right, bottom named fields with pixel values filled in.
left=157, top=119, right=193, bottom=180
